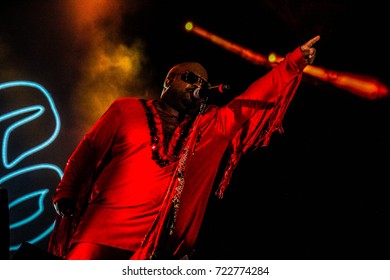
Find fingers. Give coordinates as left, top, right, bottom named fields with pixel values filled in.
left=308, top=35, right=320, bottom=47
left=300, top=35, right=320, bottom=65
left=56, top=209, right=74, bottom=217
left=305, top=54, right=316, bottom=65
left=54, top=200, right=75, bottom=217
left=54, top=203, right=67, bottom=217
left=308, top=48, right=316, bottom=59
left=302, top=35, right=320, bottom=50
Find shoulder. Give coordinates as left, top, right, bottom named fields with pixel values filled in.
left=112, top=96, right=143, bottom=105
left=110, top=97, right=151, bottom=109
left=107, top=97, right=155, bottom=118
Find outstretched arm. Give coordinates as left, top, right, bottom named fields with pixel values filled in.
left=241, top=35, right=321, bottom=101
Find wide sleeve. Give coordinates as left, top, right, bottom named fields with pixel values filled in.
left=52, top=100, right=123, bottom=203
left=215, top=46, right=307, bottom=197
left=225, top=47, right=307, bottom=125
left=48, top=99, right=123, bottom=258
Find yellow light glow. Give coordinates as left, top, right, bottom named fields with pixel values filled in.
left=185, top=22, right=194, bottom=32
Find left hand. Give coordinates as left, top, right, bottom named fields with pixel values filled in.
left=300, top=35, right=320, bottom=65
left=54, top=198, right=75, bottom=217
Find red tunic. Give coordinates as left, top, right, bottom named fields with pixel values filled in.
left=48, top=47, right=307, bottom=259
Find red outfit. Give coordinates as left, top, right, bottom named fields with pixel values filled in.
left=48, top=47, right=307, bottom=259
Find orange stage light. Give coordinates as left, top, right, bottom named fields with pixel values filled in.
left=185, top=22, right=389, bottom=100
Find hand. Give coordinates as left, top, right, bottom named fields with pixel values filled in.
left=300, top=35, right=320, bottom=65
left=54, top=198, right=76, bottom=217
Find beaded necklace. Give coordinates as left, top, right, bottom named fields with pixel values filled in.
left=141, top=99, right=195, bottom=167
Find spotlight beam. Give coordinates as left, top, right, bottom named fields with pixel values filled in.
left=185, top=22, right=389, bottom=100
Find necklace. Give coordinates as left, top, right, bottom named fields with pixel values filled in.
left=141, top=99, right=195, bottom=167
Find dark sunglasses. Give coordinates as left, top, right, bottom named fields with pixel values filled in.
left=175, top=71, right=210, bottom=88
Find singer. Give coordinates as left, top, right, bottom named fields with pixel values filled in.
left=48, top=35, right=320, bottom=260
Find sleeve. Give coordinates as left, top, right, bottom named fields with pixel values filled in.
left=52, top=100, right=122, bottom=203
left=225, top=46, right=307, bottom=125
left=48, top=99, right=123, bottom=258
left=215, top=46, right=308, bottom=197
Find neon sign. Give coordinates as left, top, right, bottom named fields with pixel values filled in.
left=0, top=81, right=62, bottom=251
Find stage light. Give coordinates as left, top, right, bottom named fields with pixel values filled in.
left=185, top=22, right=389, bottom=100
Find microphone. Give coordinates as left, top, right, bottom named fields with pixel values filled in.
left=193, top=84, right=231, bottom=99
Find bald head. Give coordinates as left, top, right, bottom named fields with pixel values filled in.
left=166, top=62, right=208, bottom=83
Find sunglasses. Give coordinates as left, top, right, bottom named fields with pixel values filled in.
left=174, top=71, right=210, bottom=89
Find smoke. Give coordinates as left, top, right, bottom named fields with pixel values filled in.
left=0, top=40, right=21, bottom=81
left=0, top=0, right=157, bottom=161
left=60, top=0, right=151, bottom=133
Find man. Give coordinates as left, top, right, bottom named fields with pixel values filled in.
left=48, top=35, right=320, bottom=259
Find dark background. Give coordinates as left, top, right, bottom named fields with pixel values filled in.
left=1, top=0, right=389, bottom=259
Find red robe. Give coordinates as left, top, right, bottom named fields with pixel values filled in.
left=48, top=47, right=307, bottom=259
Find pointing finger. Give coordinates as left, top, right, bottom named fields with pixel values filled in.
left=302, top=35, right=320, bottom=50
